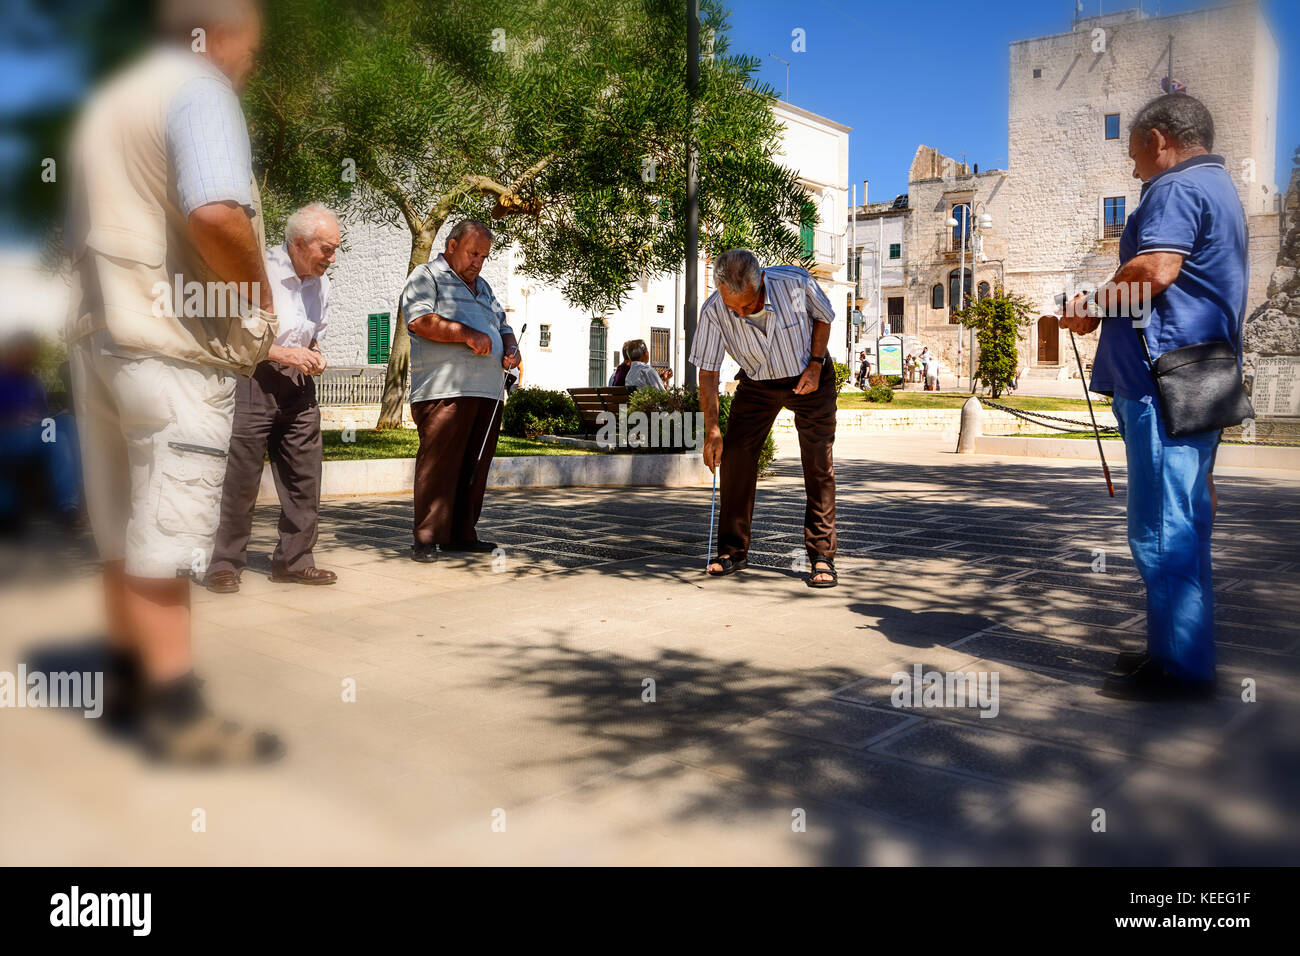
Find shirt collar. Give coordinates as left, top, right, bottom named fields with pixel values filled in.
left=432, top=253, right=483, bottom=296
left=269, top=243, right=316, bottom=289
left=1143, top=153, right=1225, bottom=194
left=159, top=44, right=233, bottom=90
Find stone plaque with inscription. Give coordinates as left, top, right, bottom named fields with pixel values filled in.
left=1252, top=355, right=1300, bottom=418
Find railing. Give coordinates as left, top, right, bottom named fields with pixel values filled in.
left=812, top=229, right=844, bottom=268
left=317, top=366, right=404, bottom=405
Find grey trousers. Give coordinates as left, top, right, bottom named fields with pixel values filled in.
left=210, top=361, right=322, bottom=576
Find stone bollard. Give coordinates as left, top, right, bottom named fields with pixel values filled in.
left=956, top=396, right=982, bottom=454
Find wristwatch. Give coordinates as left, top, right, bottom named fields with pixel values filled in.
left=1085, top=292, right=1105, bottom=320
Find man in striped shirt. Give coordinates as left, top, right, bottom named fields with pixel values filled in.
left=691, top=249, right=839, bottom=588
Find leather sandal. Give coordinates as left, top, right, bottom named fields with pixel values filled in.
left=806, top=554, right=837, bottom=588
left=707, top=554, right=748, bottom=576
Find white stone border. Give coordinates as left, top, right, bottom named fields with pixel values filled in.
left=256, top=453, right=711, bottom=502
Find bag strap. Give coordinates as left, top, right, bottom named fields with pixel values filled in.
left=1132, top=320, right=1156, bottom=371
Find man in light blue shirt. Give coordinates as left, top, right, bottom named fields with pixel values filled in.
left=1061, top=93, right=1246, bottom=700
left=400, top=220, right=519, bottom=561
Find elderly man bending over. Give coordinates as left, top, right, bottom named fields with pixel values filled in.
left=692, top=249, right=839, bottom=588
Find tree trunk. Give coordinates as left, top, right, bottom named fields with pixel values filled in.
left=375, top=225, right=438, bottom=429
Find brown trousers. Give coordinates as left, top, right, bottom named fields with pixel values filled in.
left=411, top=396, right=502, bottom=546
left=718, top=357, right=837, bottom=560
left=211, top=362, right=322, bottom=576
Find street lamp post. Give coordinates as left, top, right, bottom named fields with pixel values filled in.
left=945, top=204, right=993, bottom=392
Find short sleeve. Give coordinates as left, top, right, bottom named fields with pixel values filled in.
left=166, top=76, right=255, bottom=217
left=1135, top=181, right=1201, bottom=257
left=401, top=266, right=440, bottom=327
left=804, top=273, right=836, bottom=324
left=688, top=302, right=726, bottom=372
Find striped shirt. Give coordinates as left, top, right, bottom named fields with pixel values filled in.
left=164, top=49, right=255, bottom=218
left=690, top=266, right=835, bottom=380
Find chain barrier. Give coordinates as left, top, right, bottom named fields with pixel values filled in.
left=976, top=397, right=1299, bottom=447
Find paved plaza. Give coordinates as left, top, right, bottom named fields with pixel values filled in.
left=2, top=434, right=1297, bottom=865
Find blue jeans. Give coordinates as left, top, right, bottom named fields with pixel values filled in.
left=1112, top=394, right=1219, bottom=681
left=0, top=415, right=81, bottom=517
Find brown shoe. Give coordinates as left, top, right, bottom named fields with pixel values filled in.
left=204, top=569, right=240, bottom=594
left=270, top=567, right=337, bottom=586
left=142, top=710, right=285, bottom=765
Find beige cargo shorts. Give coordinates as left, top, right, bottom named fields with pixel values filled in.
left=70, top=330, right=236, bottom=579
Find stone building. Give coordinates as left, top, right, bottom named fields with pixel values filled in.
left=851, top=0, right=1281, bottom=389
left=845, top=189, right=908, bottom=361
left=1004, top=0, right=1280, bottom=381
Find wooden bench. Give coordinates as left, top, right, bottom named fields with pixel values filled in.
left=566, top=386, right=635, bottom=435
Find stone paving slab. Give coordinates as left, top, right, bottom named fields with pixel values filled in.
left=1, top=434, right=1297, bottom=864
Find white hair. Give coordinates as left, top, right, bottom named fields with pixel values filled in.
left=713, top=249, right=763, bottom=294
left=285, top=203, right=339, bottom=246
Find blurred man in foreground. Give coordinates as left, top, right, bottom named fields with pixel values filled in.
left=64, top=0, right=310, bottom=762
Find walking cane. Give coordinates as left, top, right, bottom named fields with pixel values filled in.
left=706, top=465, right=718, bottom=572
left=472, top=325, right=526, bottom=472
left=1063, top=297, right=1115, bottom=497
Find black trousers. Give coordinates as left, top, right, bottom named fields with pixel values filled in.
left=718, top=357, right=837, bottom=559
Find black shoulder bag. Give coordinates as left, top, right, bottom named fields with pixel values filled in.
left=1134, top=324, right=1254, bottom=438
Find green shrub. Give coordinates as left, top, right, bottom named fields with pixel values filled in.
left=625, top=386, right=775, bottom=475
left=886, top=375, right=903, bottom=388
left=833, top=362, right=851, bottom=393
left=502, top=386, right=580, bottom=439
left=866, top=384, right=894, bottom=403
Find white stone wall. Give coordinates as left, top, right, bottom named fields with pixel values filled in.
left=1004, top=0, right=1280, bottom=333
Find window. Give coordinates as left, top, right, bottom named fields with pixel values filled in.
left=931, top=284, right=945, bottom=310
left=978, top=281, right=991, bottom=300
left=948, top=267, right=972, bottom=317
left=887, top=297, right=904, bottom=334
left=539, top=323, right=551, bottom=348
left=889, top=242, right=901, bottom=260
left=1032, top=67, right=1042, bottom=79
left=951, top=204, right=971, bottom=244
left=589, top=319, right=608, bottom=386
left=1105, top=113, right=1120, bottom=140
left=1103, top=196, right=1126, bottom=238
left=367, top=313, right=391, bottom=365
left=650, top=327, right=671, bottom=366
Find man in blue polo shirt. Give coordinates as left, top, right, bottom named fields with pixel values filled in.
left=401, top=219, right=520, bottom=562
left=1061, top=93, right=1247, bottom=700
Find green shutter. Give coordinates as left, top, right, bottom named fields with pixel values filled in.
left=800, top=225, right=814, bottom=257
left=368, top=313, right=391, bottom=365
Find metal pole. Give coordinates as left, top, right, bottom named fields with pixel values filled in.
left=684, top=0, right=699, bottom=390
left=957, top=206, right=967, bottom=388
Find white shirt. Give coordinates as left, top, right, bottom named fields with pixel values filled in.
left=690, top=266, right=836, bottom=380
left=265, top=243, right=330, bottom=349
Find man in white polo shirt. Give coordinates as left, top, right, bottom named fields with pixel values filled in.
left=206, top=203, right=338, bottom=593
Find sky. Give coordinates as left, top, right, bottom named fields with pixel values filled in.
left=722, top=0, right=1300, bottom=202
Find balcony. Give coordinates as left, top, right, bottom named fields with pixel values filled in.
left=802, top=228, right=844, bottom=271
